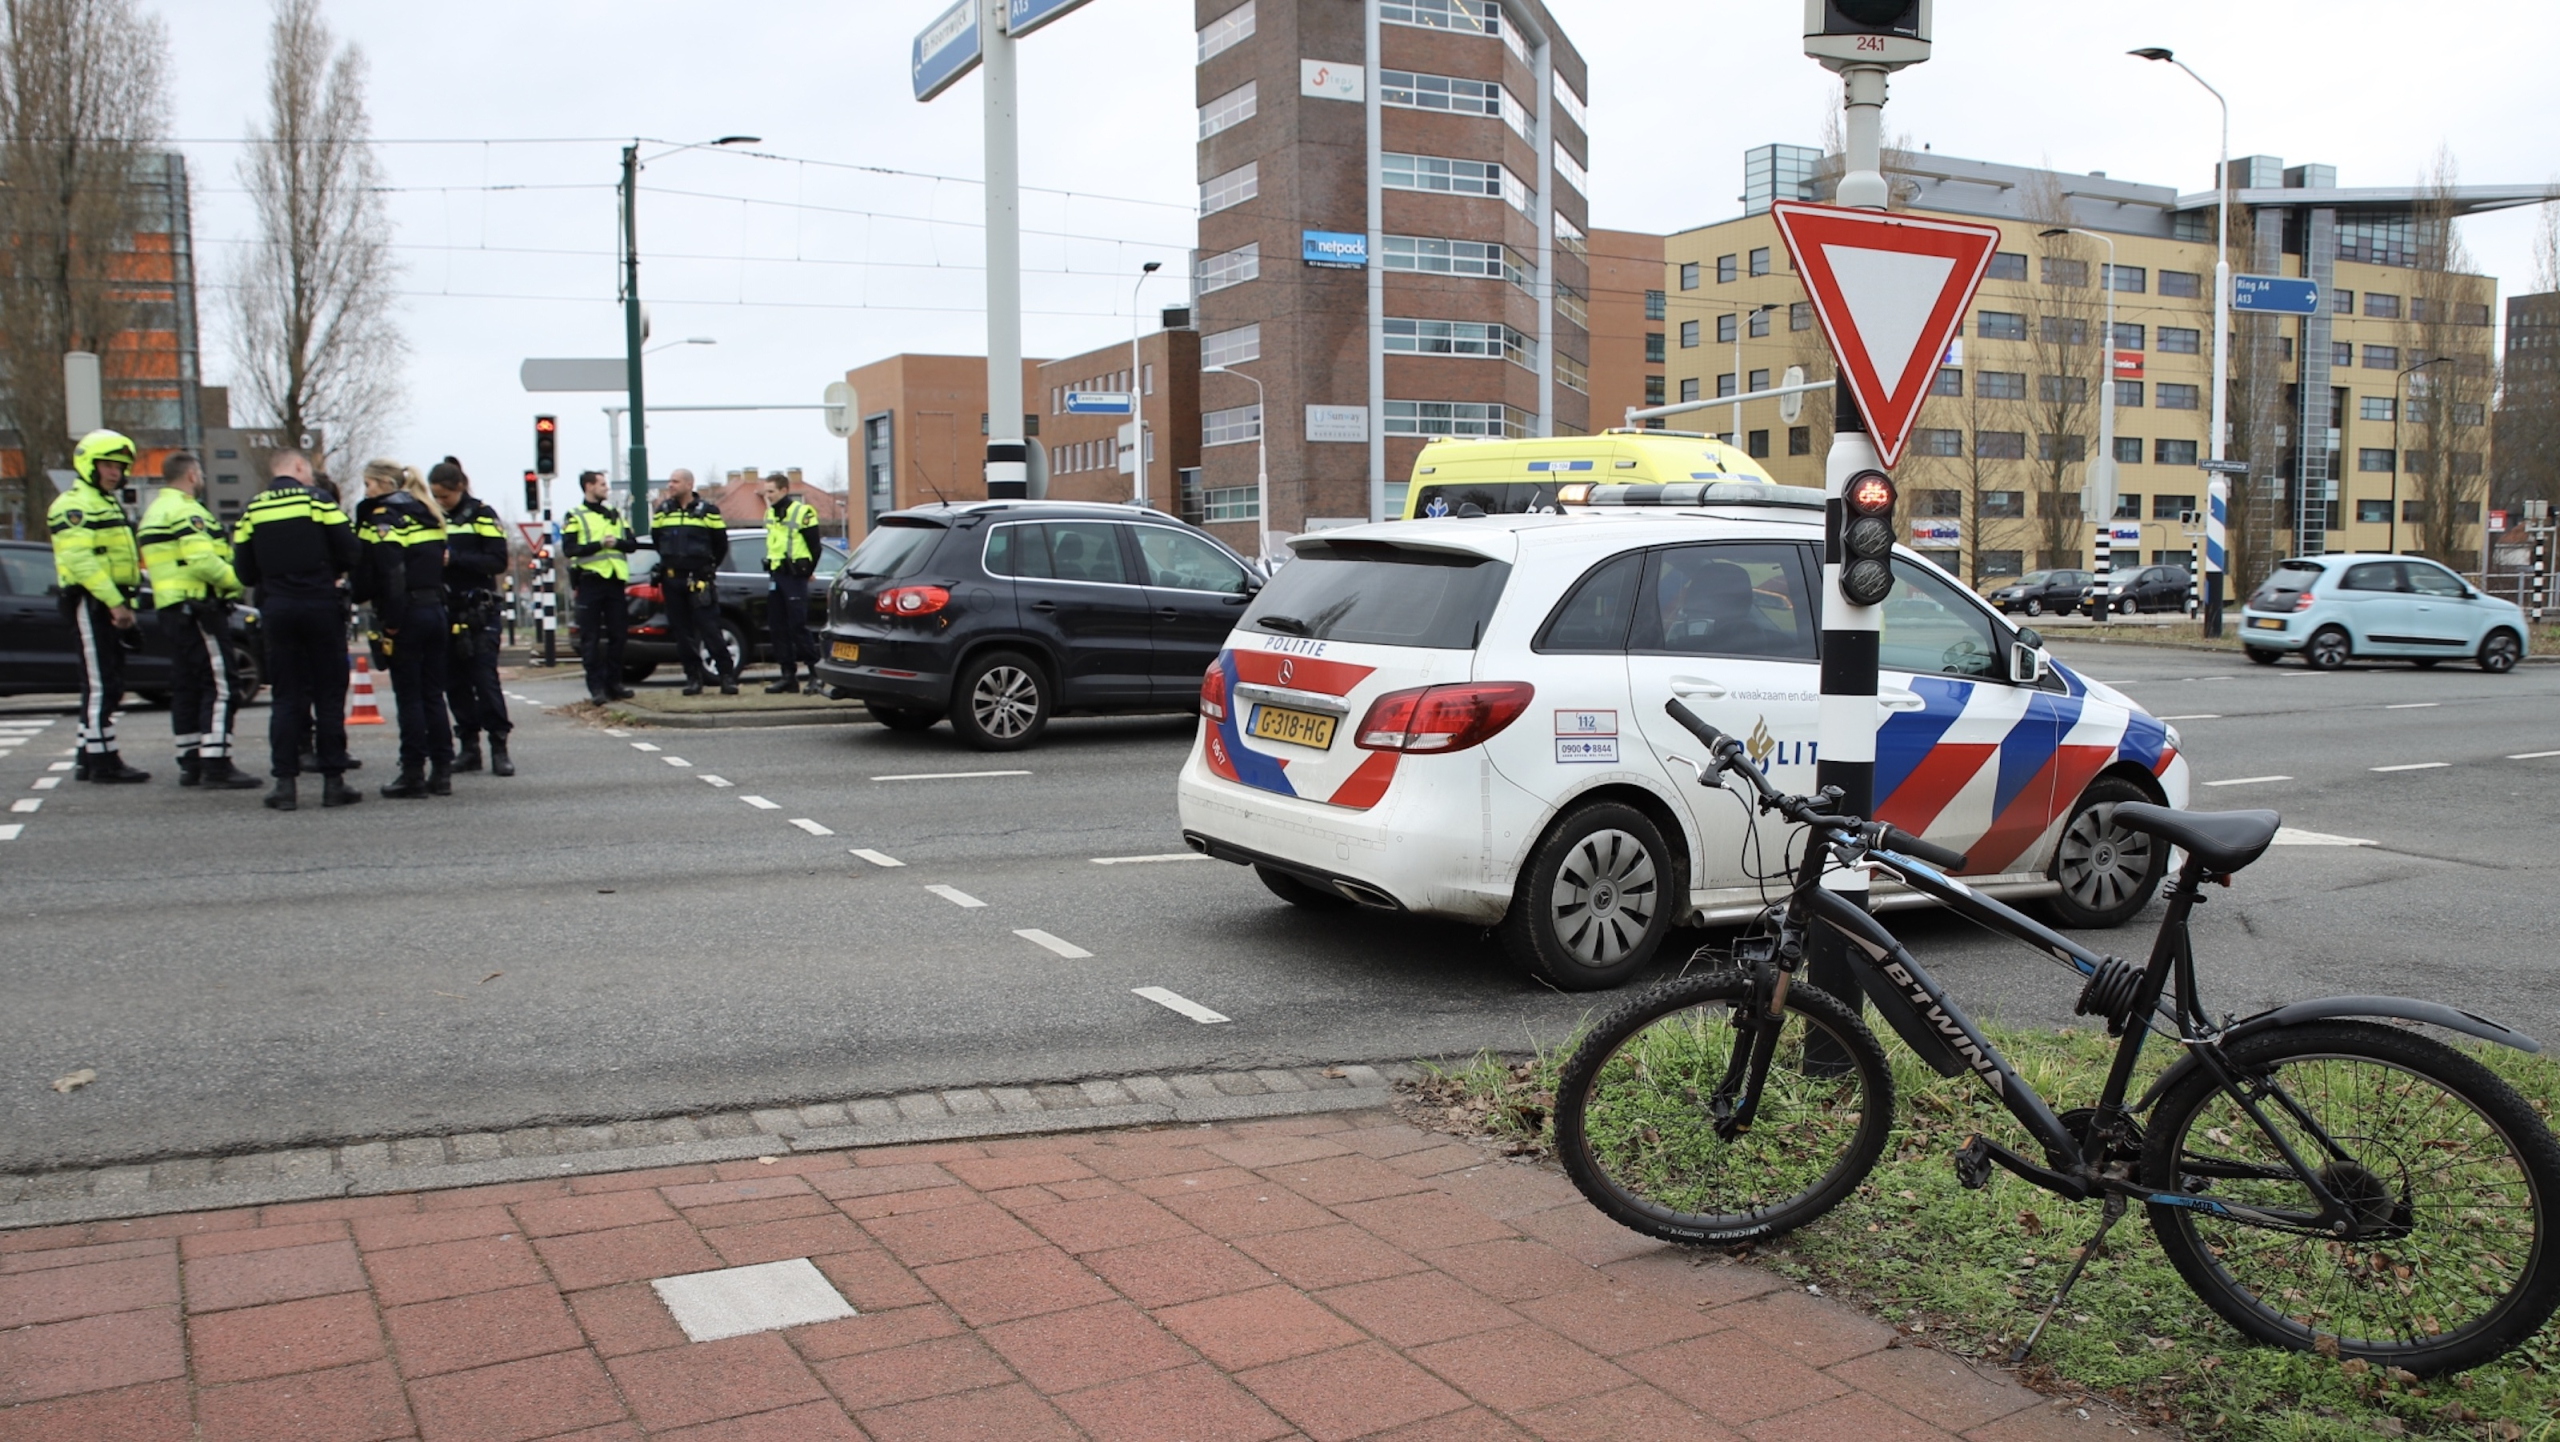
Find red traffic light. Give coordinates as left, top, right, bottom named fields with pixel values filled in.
left=534, top=416, right=557, bottom=434
left=1847, top=472, right=1896, bottom=515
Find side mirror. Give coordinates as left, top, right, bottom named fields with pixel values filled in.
left=2011, top=628, right=2051, bottom=684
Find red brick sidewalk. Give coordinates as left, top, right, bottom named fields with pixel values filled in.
left=0, top=1109, right=2118, bottom=1442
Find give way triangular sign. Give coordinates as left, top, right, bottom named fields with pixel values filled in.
left=1770, top=200, right=2003, bottom=469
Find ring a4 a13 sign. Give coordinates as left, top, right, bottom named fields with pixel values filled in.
left=1769, top=200, right=2002, bottom=468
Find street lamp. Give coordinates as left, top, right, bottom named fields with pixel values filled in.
left=1130, top=260, right=1162, bottom=507
left=1202, top=364, right=1268, bottom=565
left=619, top=134, right=759, bottom=535
left=644, top=336, right=717, bottom=356
left=1730, top=302, right=1779, bottom=448
left=2391, top=355, right=2452, bottom=556
left=2042, top=225, right=2119, bottom=615
left=2132, top=46, right=2232, bottom=634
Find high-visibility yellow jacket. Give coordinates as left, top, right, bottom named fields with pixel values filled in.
left=565, top=499, right=633, bottom=582
left=766, top=495, right=820, bottom=577
left=138, top=487, right=242, bottom=606
left=47, top=479, right=140, bottom=607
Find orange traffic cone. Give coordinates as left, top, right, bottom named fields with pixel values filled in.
left=347, top=653, right=387, bottom=726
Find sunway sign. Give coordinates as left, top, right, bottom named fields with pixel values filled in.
left=1769, top=201, right=2002, bottom=468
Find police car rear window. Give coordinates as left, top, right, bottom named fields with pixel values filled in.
left=844, top=519, right=942, bottom=580
left=1243, top=542, right=1510, bottom=650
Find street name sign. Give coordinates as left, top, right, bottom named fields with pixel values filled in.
left=912, top=0, right=981, bottom=101
left=1007, top=0, right=1097, bottom=38
left=2232, top=274, right=2319, bottom=316
left=1769, top=200, right=2002, bottom=468
left=1064, top=391, right=1134, bottom=415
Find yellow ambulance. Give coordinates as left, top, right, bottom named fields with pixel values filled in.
left=1401, top=429, right=1782, bottom=520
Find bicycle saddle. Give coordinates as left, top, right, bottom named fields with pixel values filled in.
left=2110, top=803, right=2280, bottom=874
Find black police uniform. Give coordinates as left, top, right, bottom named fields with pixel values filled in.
left=649, top=494, right=736, bottom=694
left=440, top=493, right=515, bottom=771
left=563, top=496, right=637, bottom=702
left=360, top=492, right=453, bottom=795
left=232, top=478, right=362, bottom=807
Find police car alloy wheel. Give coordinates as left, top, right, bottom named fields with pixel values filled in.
left=953, top=650, right=1048, bottom=750
left=1504, top=801, right=1674, bottom=992
left=2046, top=778, right=2166, bottom=930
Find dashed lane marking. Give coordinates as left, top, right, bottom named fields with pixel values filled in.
left=699, top=775, right=734, bottom=787
left=0, top=823, right=20, bottom=840
left=925, top=884, right=985, bottom=909
left=2384, top=703, right=2440, bottom=710
left=849, top=849, right=904, bottom=867
left=2272, top=828, right=2375, bottom=847
left=603, top=729, right=631, bottom=738
left=2203, top=776, right=2290, bottom=787
left=1133, top=986, right=1229, bottom=1024
left=2155, top=714, right=2220, bottom=721
left=2372, top=762, right=2450, bottom=773
left=632, top=742, right=662, bottom=752
left=789, top=818, right=834, bottom=836
left=662, top=756, right=692, bottom=767
left=741, top=796, right=781, bottom=810
left=11, top=798, right=41, bottom=813
left=47, top=762, right=72, bottom=772
left=1016, top=928, right=1093, bottom=958
left=32, top=777, right=60, bottom=790
left=1092, top=852, right=1211, bottom=865
left=2511, top=751, right=2560, bottom=761
left=871, top=770, right=1032, bottom=782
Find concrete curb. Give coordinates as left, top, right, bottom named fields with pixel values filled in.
left=601, top=705, right=875, bottom=730
left=0, top=1062, right=1418, bottom=1230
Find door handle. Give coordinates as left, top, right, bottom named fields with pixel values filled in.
left=1669, top=677, right=1728, bottom=700
left=1157, top=607, right=1181, bottom=619
left=1030, top=600, right=1058, bottom=614
left=1878, top=687, right=1925, bottom=713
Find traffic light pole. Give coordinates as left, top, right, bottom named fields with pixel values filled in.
left=620, top=143, right=653, bottom=538
left=980, top=0, right=1028, bottom=501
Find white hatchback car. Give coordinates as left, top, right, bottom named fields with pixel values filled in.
left=1176, top=496, right=2191, bottom=990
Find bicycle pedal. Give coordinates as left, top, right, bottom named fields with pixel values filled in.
left=1954, top=1135, right=1993, bottom=1191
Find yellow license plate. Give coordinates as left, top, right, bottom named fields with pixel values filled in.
left=1251, top=704, right=1337, bottom=750
left=2246, top=618, right=2283, bottom=631
left=831, top=640, right=861, bottom=661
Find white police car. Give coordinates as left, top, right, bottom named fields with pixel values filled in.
left=1176, top=482, right=2190, bottom=990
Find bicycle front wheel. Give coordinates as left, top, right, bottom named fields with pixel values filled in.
left=2145, top=1020, right=2560, bottom=1375
left=1555, top=971, right=1892, bottom=1245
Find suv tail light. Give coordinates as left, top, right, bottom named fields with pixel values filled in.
left=1199, top=663, right=1228, bottom=721
left=1355, top=682, right=1535, bottom=754
left=875, top=584, right=951, bottom=616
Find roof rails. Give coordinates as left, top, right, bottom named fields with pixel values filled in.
left=1557, top=480, right=1825, bottom=511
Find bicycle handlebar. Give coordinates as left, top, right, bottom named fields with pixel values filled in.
left=1661, top=699, right=1971, bottom=873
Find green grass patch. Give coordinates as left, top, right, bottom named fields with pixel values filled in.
left=1420, top=1023, right=2560, bottom=1441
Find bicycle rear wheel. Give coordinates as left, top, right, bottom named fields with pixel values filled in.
left=1554, top=971, right=1892, bottom=1245
left=2144, top=1020, right=2560, bottom=1375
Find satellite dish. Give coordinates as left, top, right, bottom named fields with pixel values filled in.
left=823, top=381, right=857, bottom=439
left=1778, top=366, right=1808, bottom=425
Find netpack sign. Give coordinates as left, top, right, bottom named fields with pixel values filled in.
left=1301, top=230, right=1368, bottom=269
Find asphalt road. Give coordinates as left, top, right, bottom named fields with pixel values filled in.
left=4, top=640, right=2554, bottom=1172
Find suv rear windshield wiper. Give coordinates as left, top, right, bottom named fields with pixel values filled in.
left=1255, top=614, right=1310, bottom=635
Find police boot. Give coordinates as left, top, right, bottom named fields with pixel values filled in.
left=200, top=756, right=262, bottom=791
left=380, top=767, right=430, bottom=799
left=321, top=773, right=362, bottom=808
left=84, top=752, right=150, bottom=783
left=177, top=751, right=203, bottom=787
left=453, top=739, right=484, bottom=773
left=427, top=763, right=453, bottom=797
left=719, top=673, right=739, bottom=696
left=263, top=777, right=298, bottom=811
left=608, top=685, right=636, bottom=701
left=765, top=678, right=802, bottom=695
left=489, top=737, right=515, bottom=777
left=682, top=678, right=705, bottom=696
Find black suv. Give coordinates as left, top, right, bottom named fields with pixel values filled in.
left=1984, top=569, right=2090, bottom=616
left=814, top=502, right=1257, bottom=749
left=0, top=539, right=265, bottom=704
left=2082, top=563, right=2193, bottom=615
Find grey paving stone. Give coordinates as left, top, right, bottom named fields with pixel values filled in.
left=89, top=1166, right=151, bottom=1198
left=150, top=1158, right=216, bottom=1191
left=656, top=1117, right=704, bottom=1143
left=389, top=1136, right=449, bottom=1168
left=337, top=1142, right=392, bottom=1174
left=941, top=1090, right=996, bottom=1117
left=751, top=1109, right=803, bottom=1136
left=272, top=1149, right=335, bottom=1181
left=1338, top=1065, right=1389, bottom=1089
left=849, top=1099, right=900, bottom=1127
left=695, top=1113, right=759, bottom=1140
left=1252, top=1069, right=1310, bottom=1094
left=500, top=1128, right=561, bottom=1159
left=1120, top=1076, right=1179, bottom=1106
left=1079, top=1080, right=1135, bottom=1107
left=893, top=1093, right=949, bottom=1121
left=211, top=1154, right=277, bottom=1186
left=1168, top=1073, right=1225, bottom=1100
left=1210, top=1072, right=1269, bottom=1096
left=26, top=1171, right=90, bottom=1201
left=556, top=1126, right=620, bottom=1153
left=1031, top=1084, right=1090, bottom=1110
left=0, top=1176, right=30, bottom=1206
left=797, top=1104, right=851, bottom=1129
left=988, top=1088, right=1041, bottom=1115
left=449, top=1132, right=505, bottom=1163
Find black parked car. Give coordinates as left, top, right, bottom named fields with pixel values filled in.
left=574, top=529, right=848, bottom=683
left=0, top=539, right=265, bottom=704
left=2082, top=563, right=2193, bottom=615
left=814, top=501, right=1257, bottom=749
left=1984, top=569, right=2090, bottom=617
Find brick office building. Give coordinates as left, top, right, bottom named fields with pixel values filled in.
left=1190, top=0, right=1589, bottom=544
left=1585, top=227, right=1664, bottom=431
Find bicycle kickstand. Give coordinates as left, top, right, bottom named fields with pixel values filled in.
left=2007, top=1192, right=2128, bottom=1366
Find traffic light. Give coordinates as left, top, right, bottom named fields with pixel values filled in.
left=534, top=415, right=558, bottom=476
left=1803, top=0, right=1929, bottom=66
left=524, top=469, right=540, bottom=513
left=1841, top=470, right=1897, bottom=605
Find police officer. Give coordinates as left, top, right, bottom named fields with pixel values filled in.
left=651, top=468, right=738, bottom=696
left=139, top=451, right=259, bottom=790
left=48, top=431, right=151, bottom=782
left=761, top=473, right=823, bottom=694
left=360, top=461, right=453, bottom=798
left=427, top=457, right=515, bottom=775
left=563, top=469, right=637, bottom=703
left=233, top=448, right=362, bottom=810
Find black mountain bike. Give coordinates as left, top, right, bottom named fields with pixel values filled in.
left=1553, top=698, right=2560, bottom=1375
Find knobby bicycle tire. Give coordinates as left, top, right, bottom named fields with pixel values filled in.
left=2144, top=1020, right=2560, bottom=1375
left=1555, top=971, right=1893, bottom=1245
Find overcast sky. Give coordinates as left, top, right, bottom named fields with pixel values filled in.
left=159, top=0, right=2557, bottom=524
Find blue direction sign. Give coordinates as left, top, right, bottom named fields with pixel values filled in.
left=2232, top=274, right=2320, bottom=316
left=912, top=0, right=981, bottom=102
left=1064, top=391, right=1135, bottom=415
left=1007, top=0, right=1096, bottom=38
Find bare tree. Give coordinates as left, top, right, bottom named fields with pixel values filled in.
left=2220, top=202, right=2289, bottom=596
left=2400, top=151, right=2498, bottom=567
left=1907, top=365, right=2025, bottom=589
left=0, top=0, right=169, bottom=529
left=2022, top=177, right=2103, bottom=571
left=226, top=0, right=401, bottom=472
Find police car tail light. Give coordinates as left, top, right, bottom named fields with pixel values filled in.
left=1199, top=664, right=1228, bottom=722
left=1356, top=682, right=1535, bottom=753
left=874, top=585, right=950, bottom=616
